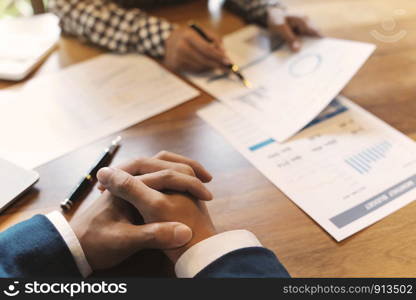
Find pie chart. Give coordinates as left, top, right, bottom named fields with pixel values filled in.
left=288, top=53, right=322, bottom=77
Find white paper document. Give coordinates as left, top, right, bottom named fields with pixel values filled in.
left=198, top=97, right=416, bottom=241
left=0, top=54, right=199, bottom=169
left=188, top=26, right=375, bottom=142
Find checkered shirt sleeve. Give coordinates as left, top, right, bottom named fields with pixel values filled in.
left=48, top=0, right=282, bottom=58
left=48, top=0, right=174, bottom=58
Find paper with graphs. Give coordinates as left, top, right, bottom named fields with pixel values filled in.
left=188, top=26, right=375, bottom=142
left=198, top=96, right=416, bottom=241
left=0, top=54, right=199, bottom=169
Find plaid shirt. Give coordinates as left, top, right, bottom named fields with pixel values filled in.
left=48, top=0, right=281, bottom=58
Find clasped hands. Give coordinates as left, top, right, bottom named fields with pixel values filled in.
left=69, top=151, right=217, bottom=271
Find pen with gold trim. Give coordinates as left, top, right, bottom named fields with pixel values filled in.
left=188, top=22, right=251, bottom=88
left=60, top=136, right=122, bottom=211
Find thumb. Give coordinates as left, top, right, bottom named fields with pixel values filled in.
left=126, top=222, right=193, bottom=250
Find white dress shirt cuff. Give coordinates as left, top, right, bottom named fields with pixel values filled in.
left=175, top=230, right=262, bottom=278
left=46, top=211, right=92, bottom=277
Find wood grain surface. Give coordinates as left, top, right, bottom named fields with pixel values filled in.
left=1, top=0, right=416, bottom=277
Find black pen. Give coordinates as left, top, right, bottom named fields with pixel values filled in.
left=188, top=22, right=252, bottom=88
left=60, top=136, right=122, bottom=212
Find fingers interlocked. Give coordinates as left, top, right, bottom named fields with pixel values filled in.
left=97, top=151, right=213, bottom=213
left=97, top=167, right=213, bottom=212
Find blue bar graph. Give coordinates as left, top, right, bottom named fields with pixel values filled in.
left=249, top=138, right=275, bottom=151
left=345, top=159, right=365, bottom=174
left=346, top=141, right=392, bottom=174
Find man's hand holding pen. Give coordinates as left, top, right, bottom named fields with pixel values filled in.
left=163, top=16, right=320, bottom=87
left=164, top=26, right=230, bottom=73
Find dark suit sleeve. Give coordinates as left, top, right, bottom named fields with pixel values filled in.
left=0, top=215, right=81, bottom=277
left=195, top=247, right=290, bottom=278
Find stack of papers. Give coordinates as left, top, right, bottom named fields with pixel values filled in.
left=194, top=26, right=416, bottom=241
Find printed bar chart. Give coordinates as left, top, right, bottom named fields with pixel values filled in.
left=345, top=141, right=392, bottom=174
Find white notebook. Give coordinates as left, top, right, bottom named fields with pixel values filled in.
left=0, top=13, right=60, bottom=81
left=0, top=158, right=39, bottom=213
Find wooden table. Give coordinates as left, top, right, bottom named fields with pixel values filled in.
left=1, top=0, right=416, bottom=277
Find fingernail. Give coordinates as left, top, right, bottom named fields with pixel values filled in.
left=206, top=173, right=213, bottom=182
left=204, top=189, right=214, bottom=200
left=173, top=224, right=192, bottom=246
left=292, top=41, right=301, bottom=50
left=97, top=167, right=114, bottom=186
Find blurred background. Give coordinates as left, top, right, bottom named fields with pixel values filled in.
left=0, top=0, right=47, bottom=18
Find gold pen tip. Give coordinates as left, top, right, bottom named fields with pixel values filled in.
left=243, top=79, right=252, bottom=88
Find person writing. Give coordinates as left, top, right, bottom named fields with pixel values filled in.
left=48, top=0, right=320, bottom=73
left=0, top=151, right=289, bottom=278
